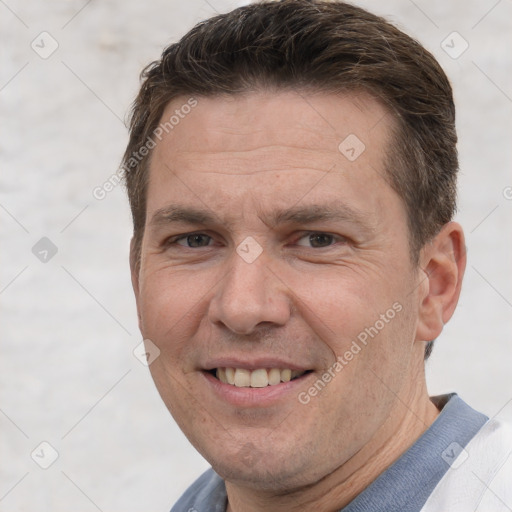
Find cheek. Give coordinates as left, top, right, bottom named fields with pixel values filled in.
left=289, top=266, right=417, bottom=397
left=287, top=299, right=417, bottom=470
left=283, top=267, right=387, bottom=348
left=138, top=268, right=215, bottom=426
left=138, top=268, right=209, bottom=360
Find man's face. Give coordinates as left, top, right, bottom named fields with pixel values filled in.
left=132, top=91, right=427, bottom=490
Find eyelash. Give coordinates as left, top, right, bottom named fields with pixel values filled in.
left=165, top=231, right=346, bottom=249
left=295, top=232, right=343, bottom=248
left=169, top=232, right=216, bottom=248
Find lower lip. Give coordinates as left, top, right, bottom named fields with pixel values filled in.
left=201, top=371, right=314, bottom=408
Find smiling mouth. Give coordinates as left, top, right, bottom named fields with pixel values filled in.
left=209, top=367, right=313, bottom=388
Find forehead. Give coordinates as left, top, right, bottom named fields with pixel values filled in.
left=146, top=90, right=401, bottom=227
left=153, top=90, right=392, bottom=169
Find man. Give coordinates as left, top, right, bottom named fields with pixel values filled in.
left=123, top=1, right=512, bottom=510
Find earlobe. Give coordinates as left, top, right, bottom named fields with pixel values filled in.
left=415, top=222, right=466, bottom=342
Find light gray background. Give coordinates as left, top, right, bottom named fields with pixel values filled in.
left=1, top=0, right=511, bottom=510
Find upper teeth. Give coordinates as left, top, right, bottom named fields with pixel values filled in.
left=215, top=368, right=305, bottom=387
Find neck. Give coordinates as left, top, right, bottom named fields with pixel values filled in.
left=225, top=376, right=439, bottom=512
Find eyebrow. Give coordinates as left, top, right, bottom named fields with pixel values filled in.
left=149, top=206, right=217, bottom=227
left=149, top=203, right=374, bottom=232
left=272, top=204, right=372, bottom=228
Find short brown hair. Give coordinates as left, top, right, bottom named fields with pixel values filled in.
left=123, top=0, right=459, bottom=357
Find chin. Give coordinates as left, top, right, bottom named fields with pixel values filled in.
left=205, top=441, right=317, bottom=492
left=213, top=461, right=300, bottom=492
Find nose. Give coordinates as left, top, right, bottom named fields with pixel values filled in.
left=207, top=249, right=291, bottom=335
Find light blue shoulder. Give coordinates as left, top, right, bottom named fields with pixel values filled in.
left=171, top=468, right=227, bottom=512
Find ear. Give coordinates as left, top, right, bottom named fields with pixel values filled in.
left=129, top=237, right=142, bottom=330
left=415, top=222, right=466, bottom=342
